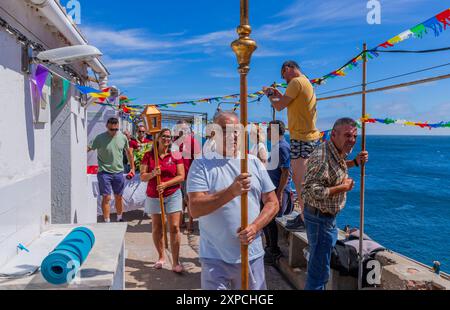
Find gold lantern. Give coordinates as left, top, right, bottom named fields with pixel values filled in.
left=141, top=105, right=162, bottom=134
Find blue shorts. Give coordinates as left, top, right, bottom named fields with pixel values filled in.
left=97, top=172, right=125, bottom=196
left=200, top=256, right=266, bottom=290
left=145, top=189, right=183, bottom=215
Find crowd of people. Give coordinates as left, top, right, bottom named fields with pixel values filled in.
left=88, top=60, right=369, bottom=290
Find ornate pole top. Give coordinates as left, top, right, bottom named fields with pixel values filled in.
left=231, top=0, right=257, bottom=74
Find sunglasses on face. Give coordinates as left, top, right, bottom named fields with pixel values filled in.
left=108, top=128, right=119, bottom=132
left=138, top=131, right=146, bottom=133
left=161, top=135, right=172, bottom=139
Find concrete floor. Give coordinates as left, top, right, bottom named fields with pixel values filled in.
left=118, top=210, right=293, bottom=290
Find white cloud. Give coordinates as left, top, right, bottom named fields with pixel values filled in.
left=106, top=59, right=157, bottom=70
left=82, top=27, right=175, bottom=51
left=103, top=58, right=173, bottom=86
left=182, top=30, right=236, bottom=46
left=209, top=69, right=239, bottom=79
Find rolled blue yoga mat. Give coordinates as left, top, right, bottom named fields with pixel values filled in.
left=41, top=227, right=95, bottom=285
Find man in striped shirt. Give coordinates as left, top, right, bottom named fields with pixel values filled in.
left=301, top=118, right=369, bottom=290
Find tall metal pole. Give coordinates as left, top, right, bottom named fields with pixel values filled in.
left=231, top=0, right=257, bottom=290
left=358, top=43, right=368, bottom=290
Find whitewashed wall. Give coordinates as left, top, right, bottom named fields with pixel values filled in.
left=0, top=27, right=52, bottom=267
left=0, top=0, right=96, bottom=267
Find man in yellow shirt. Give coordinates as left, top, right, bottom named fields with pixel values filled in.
left=264, top=61, right=321, bottom=228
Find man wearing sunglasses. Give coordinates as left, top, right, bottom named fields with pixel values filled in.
left=263, top=60, right=321, bottom=231
left=88, top=117, right=135, bottom=223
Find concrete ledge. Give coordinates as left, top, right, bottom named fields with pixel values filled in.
left=276, top=255, right=306, bottom=290
left=376, top=251, right=450, bottom=290
left=274, top=212, right=449, bottom=290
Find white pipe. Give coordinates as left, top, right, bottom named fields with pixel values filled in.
left=25, top=0, right=109, bottom=84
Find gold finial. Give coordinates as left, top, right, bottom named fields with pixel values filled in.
left=231, top=1, right=257, bottom=74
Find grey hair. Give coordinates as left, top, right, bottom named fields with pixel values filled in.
left=213, top=111, right=239, bottom=124
left=332, top=118, right=357, bottom=131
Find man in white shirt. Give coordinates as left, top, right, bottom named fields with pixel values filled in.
left=187, top=111, right=279, bottom=290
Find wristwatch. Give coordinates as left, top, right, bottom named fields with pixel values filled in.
left=353, top=158, right=359, bottom=167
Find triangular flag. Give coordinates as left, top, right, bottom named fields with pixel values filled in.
left=89, top=92, right=110, bottom=98
left=57, top=78, right=71, bottom=109
left=76, top=85, right=102, bottom=94
left=34, top=64, right=49, bottom=98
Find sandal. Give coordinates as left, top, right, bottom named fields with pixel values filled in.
left=153, top=261, right=164, bottom=269
left=172, top=264, right=184, bottom=274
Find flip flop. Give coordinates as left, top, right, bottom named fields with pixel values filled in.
left=172, top=264, right=184, bottom=274
left=153, top=261, right=164, bottom=269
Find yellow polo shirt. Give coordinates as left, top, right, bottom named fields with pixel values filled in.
left=285, top=76, right=321, bottom=141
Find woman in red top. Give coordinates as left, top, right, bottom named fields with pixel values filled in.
left=140, top=128, right=185, bottom=273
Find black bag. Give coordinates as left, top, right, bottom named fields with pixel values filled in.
left=331, top=240, right=359, bottom=277
left=330, top=230, right=385, bottom=287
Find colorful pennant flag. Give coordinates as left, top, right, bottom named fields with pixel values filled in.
left=33, top=64, right=49, bottom=98
left=76, top=85, right=103, bottom=95
left=57, top=78, right=71, bottom=109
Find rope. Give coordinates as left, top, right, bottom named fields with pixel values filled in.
left=318, top=73, right=450, bottom=101
left=317, top=62, right=450, bottom=97
left=371, top=46, right=450, bottom=54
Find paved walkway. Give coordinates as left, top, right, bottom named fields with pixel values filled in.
left=120, top=210, right=293, bottom=290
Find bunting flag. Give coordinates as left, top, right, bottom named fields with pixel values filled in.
left=122, top=92, right=265, bottom=110
left=111, top=9, right=449, bottom=110
left=30, top=10, right=450, bottom=117
left=30, top=65, right=107, bottom=109
left=33, top=64, right=50, bottom=98
left=76, top=85, right=103, bottom=95
left=359, top=116, right=450, bottom=130
left=269, top=8, right=450, bottom=87
left=57, top=78, right=71, bottom=109
left=89, top=92, right=111, bottom=98
left=250, top=116, right=450, bottom=145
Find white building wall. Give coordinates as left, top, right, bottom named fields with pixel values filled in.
left=70, top=97, right=95, bottom=223
left=0, top=29, right=51, bottom=267
left=0, top=0, right=97, bottom=266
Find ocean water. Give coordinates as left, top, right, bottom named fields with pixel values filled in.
left=322, top=136, right=450, bottom=272
left=206, top=135, right=450, bottom=272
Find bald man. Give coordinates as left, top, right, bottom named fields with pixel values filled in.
left=187, top=111, right=279, bottom=290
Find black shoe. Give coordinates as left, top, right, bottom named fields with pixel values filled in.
left=286, top=216, right=306, bottom=232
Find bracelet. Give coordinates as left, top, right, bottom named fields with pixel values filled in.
left=353, top=158, right=359, bottom=167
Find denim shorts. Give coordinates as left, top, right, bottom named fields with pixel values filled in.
left=290, top=139, right=320, bottom=160
left=145, top=189, right=183, bottom=215
left=97, top=171, right=125, bottom=196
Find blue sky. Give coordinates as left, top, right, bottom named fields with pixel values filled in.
left=68, top=0, right=450, bottom=135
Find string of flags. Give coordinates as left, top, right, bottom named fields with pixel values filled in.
left=358, top=116, right=450, bottom=130
left=29, top=8, right=450, bottom=118
left=30, top=64, right=112, bottom=109
left=249, top=116, right=450, bottom=142
left=120, top=8, right=450, bottom=110
left=300, top=7, right=450, bottom=86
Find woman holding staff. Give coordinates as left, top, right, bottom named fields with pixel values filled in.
left=140, top=128, right=185, bottom=273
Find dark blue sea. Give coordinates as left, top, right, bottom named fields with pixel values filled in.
left=205, top=135, right=450, bottom=271
left=312, top=136, right=450, bottom=272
